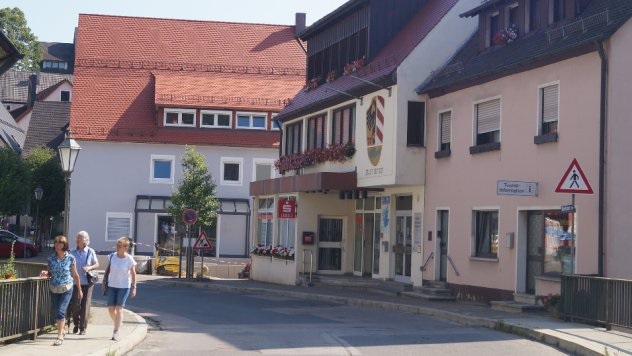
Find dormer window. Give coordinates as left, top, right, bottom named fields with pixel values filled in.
left=487, top=12, right=500, bottom=47
left=552, top=0, right=566, bottom=23
left=42, top=60, right=68, bottom=70
left=164, top=108, right=196, bottom=127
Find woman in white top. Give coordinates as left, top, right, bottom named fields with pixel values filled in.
left=104, top=236, right=137, bottom=341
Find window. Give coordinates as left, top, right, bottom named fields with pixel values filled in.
left=106, top=212, right=132, bottom=241
left=332, top=105, right=355, bottom=145
left=488, top=12, right=500, bottom=47
left=475, top=98, right=501, bottom=145
left=256, top=198, right=274, bottom=246
left=150, top=155, right=175, bottom=184
left=473, top=210, right=499, bottom=258
left=407, top=101, right=425, bottom=146
left=528, top=0, right=540, bottom=32
left=285, top=121, right=302, bottom=155
left=236, top=112, right=267, bottom=129
left=164, top=109, right=196, bottom=127
left=200, top=110, right=231, bottom=128
left=221, top=157, right=243, bottom=185
left=42, top=60, right=68, bottom=70
left=438, top=110, right=452, bottom=152
left=271, top=114, right=280, bottom=130
left=253, top=159, right=274, bottom=181
left=278, top=196, right=297, bottom=248
left=307, top=27, right=368, bottom=82
left=307, top=114, right=326, bottom=150
left=553, top=0, right=565, bottom=22
left=540, top=84, right=559, bottom=135
left=507, top=3, right=520, bottom=25
left=60, top=91, right=70, bottom=102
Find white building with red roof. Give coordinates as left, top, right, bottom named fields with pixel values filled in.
left=69, top=14, right=306, bottom=257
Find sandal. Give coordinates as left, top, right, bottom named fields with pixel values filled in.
left=53, top=338, right=64, bottom=346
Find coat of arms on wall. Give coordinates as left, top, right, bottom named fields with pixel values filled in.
left=366, top=95, right=385, bottom=166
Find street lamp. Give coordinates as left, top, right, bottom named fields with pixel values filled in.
left=34, top=186, right=43, bottom=249
left=58, top=133, right=81, bottom=238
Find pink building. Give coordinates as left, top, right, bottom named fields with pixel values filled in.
left=417, top=0, right=632, bottom=303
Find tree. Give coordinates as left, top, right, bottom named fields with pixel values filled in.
left=23, top=146, right=64, bottom=217
left=167, top=146, right=219, bottom=229
left=0, top=147, right=31, bottom=217
left=0, top=7, right=42, bottom=71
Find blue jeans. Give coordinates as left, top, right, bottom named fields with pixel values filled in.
left=51, top=289, right=73, bottom=321
left=107, top=287, right=131, bottom=307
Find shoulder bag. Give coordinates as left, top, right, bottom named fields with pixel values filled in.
left=86, top=249, right=99, bottom=284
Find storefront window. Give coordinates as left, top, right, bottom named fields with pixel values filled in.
left=278, top=196, right=297, bottom=248
left=257, top=198, right=274, bottom=246
left=544, top=211, right=573, bottom=274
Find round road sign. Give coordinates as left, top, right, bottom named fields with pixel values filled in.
left=182, top=209, right=198, bottom=225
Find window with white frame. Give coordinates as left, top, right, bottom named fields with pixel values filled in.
left=221, top=157, right=243, bottom=185
left=278, top=196, right=297, bottom=248
left=256, top=197, right=274, bottom=246
left=236, top=112, right=267, bottom=129
left=200, top=110, right=231, bottom=128
left=475, top=98, right=501, bottom=145
left=106, top=212, right=133, bottom=241
left=539, top=84, right=559, bottom=135
left=253, top=159, right=274, bottom=181
left=150, top=155, right=175, bottom=184
left=473, top=210, right=499, bottom=258
left=439, top=110, right=452, bottom=151
left=271, top=114, right=280, bottom=131
left=164, top=108, right=196, bottom=127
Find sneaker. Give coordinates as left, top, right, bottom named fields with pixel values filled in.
left=79, top=329, right=86, bottom=335
left=72, top=326, right=79, bottom=334
left=112, top=331, right=119, bottom=341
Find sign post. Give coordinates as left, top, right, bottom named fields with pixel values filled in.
left=180, top=209, right=198, bottom=279
left=555, top=159, right=593, bottom=274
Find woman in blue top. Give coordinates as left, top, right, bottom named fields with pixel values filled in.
left=42, top=235, right=83, bottom=346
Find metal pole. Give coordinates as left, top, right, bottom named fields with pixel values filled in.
left=571, top=194, right=576, bottom=274
left=35, top=202, right=40, bottom=250
left=178, top=225, right=184, bottom=279
left=63, top=174, right=71, bottom=237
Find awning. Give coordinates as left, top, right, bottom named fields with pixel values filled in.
left=250, top=171, right=357, bottom=196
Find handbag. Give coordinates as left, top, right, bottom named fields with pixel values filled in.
left=49, top=283, right=73, bottom=294
left=85, top=250, right=99, bottom=284
left=101, top=254, right=112, bottom=295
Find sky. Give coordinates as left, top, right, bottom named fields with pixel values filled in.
left=2, top=0, right=349, bottom=43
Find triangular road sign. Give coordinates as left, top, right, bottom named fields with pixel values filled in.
left=555, top=158, right=593, bottom=194
left=193, top=231, right=214, bottom=250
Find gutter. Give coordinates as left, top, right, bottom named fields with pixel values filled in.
left=595, top=40, right=607, bottom=277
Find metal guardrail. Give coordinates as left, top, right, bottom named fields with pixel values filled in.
left=561, top=274, right=632, bottom=329
left=0, top=261, right=54, bottom=342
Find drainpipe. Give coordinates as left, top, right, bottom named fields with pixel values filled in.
left=595, top=40, right=607, bottom=277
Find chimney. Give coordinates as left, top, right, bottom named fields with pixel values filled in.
left=27, top=73, right=38, bottom=108
left=295, top=13, right=306, bottom=36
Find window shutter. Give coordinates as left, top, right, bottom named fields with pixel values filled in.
left=542, top=85, right=559, bottom=123
left=440, top=111, right=451, bottom=144
left=107, top=217, right=131, bottom=241
left=476, top=99, right=500, bottom=134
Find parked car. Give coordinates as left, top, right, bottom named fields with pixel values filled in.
left=0, top=230, right=39, bottom=258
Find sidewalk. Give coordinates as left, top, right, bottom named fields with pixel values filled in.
left=143, top=275, right=632, bottom=356
left=0, top=303, right=147, bottom=356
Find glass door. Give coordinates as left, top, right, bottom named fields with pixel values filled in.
left=318, top=217, right=344, bottom=273
left=395, top=214, right=412, bottom=282
left=438, top=210, right=449, bottom=282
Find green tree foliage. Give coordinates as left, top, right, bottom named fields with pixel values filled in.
left=23, top=146, right=64, bottom=217
left=0, top=7, right=43, bottom=71
left=0, top=147, right=31, bottom=216
left=167, top=146, right=219, bottom=229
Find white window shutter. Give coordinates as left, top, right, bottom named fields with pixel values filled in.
left=440, top=111, right=451, bottom=144
left=476, top=99, right=500, bottom=134
left=542, top=85, right=559, bottom=123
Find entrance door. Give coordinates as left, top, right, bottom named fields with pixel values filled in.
left=438, top=210, right=449, bottom=281
left=318, top=217, right=344, bottom=273
left=354, top=213, right=376, bottom=276
left=526, top=212, right=544, bottom=294
left=394, top=214, right=412, bottom=282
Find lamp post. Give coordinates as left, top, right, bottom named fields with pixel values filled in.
left=34, top=186, right=43, bottom=250
left=58, top=133, right=81, bottom=238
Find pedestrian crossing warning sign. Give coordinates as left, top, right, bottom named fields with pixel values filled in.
left=555, top=158, right=593, bottom=194
left=193, top=231, right=214, bottom=250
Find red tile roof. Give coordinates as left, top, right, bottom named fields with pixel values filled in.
left=276, top=0, right=457, bottom=122
left=70, top=14, right=305, bottom=148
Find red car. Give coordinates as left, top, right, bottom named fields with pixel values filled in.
left=0, top=230, right=39, bottom=258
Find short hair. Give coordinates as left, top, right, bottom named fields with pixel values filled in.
left=75, top=231, right=90, bottom=245
left=54, top=235, right=69, bottom=251
left=117, top=236, right=130, bottom=247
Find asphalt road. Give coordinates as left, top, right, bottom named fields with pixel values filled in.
left=94, top=282, right=570, bottom=356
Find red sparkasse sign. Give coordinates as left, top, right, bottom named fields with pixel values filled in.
left=278, top=198, right=297, bottom=219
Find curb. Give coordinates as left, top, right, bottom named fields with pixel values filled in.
left=147, top=279, right=610, bottom=356
left=86, top=307, right=148, bottom=356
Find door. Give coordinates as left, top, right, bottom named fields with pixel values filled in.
left=438, top=210, right=449, bottom=281
left=318, top=217, right=344, bottom=273
left=526, top=212, right=544, bottom=294
left=354, top=213, right=376, bottom=276
left=394, top=214, right=412, bottom=282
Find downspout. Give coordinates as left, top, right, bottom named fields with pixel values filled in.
left=595, top=40, right=607, bottom=277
